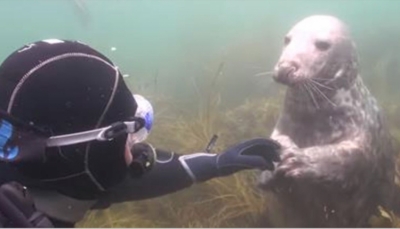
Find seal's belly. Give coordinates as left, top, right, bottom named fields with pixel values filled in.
left=291, top=127, right=344, bottom=148
left=288, top=114, right=351, bottom=148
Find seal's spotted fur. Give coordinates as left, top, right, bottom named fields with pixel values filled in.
left=259, top=15, right=396, bottom=227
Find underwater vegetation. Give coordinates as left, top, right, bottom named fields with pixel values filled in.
left=77, top=62, right=284, bottom=228
left=76, top=27, right=400, bottom=227
left=76, top=59, right=400, bottom=227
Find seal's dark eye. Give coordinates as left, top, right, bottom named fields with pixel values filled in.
left=315, top=40, right=331, bottom=51
left=284, top=36, right=291, bottom=46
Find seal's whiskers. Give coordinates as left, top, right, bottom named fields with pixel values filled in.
left=308, top=79, right=337, bottom=107
left=309, top=78, right=334, bottom=91
left=313, top=77, right=333, bottom=82
left=254, top=71, right=274, bottom=77
left=303, top=82, right=320, bottom=109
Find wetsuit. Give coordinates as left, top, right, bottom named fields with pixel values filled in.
left=0, top=139, right=279, bottom=228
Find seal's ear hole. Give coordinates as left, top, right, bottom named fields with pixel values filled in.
left=315, top=40, right=331, bottom=51
left=284, top=36, right=291, bottom=46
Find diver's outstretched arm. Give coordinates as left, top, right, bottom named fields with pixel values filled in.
left=98, top=138, right=280, bottom=205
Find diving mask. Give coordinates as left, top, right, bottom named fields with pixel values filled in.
left=46, top=94, right=153, bottom=148
left=126, top=94, right=154, bottom=149
left=0, top=94, right=154, bottom=165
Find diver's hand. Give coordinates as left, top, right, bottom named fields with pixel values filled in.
left=0, top=182, right=54, bottom=228
left=216, top=138, right=281, bottom=176
left=129, top=142, right=156, bottom=178
left=178, top=138, right=281, bottom=183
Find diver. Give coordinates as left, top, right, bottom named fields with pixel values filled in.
left=0, top=39, right=280, bottom=227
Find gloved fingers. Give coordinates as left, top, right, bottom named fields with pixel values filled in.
left=237, top=138, right=281, bottom=162
left=235, top=138, right=281, bottom=150
left=235, top=155, right=275, bottom=171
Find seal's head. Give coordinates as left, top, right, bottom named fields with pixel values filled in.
left=273, top=15, right=358, bottom=89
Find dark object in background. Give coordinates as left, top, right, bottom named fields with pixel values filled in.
left=205, top=134, right=218, bottom=153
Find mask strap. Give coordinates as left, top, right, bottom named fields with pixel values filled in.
left=46, top=121, right=140, bottom=148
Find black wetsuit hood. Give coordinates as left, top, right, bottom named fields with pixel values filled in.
left=0, top=39, right=137, bottom=200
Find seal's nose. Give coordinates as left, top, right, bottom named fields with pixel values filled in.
left=273, top=61, right=299, bottom=85
left=279, top=61, right=300, bottom=74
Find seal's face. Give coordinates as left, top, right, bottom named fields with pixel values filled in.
left=273, top=15, right=356, bottom=88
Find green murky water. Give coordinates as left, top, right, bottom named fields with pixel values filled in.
left=1, top=0, right=399, bottom=227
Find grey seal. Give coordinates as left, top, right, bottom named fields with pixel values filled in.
left=259, top=15, right=396, bottom=227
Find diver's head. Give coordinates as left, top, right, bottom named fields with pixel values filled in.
left=0, top=39, right=151, bottom=199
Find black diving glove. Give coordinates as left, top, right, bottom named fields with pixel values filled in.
left=178, top=138, right=281, bottom=183
left=129, top=142, right=156, bottom=178
left=0, top=182, right=54, bottom=228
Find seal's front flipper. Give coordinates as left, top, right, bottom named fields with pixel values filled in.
left=271, top=129, right=298, bottom=150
